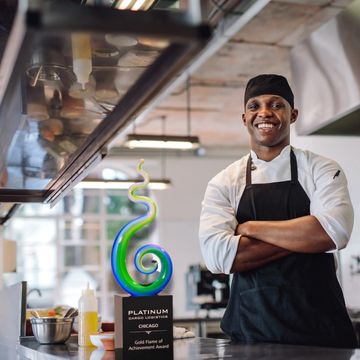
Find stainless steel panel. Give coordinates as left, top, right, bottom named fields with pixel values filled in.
left=0, top=282, right=27, bottom=346
left=19, top=336, right=359, bottom=359
left=5, top=30, right=155, bottom=191
left=290, top=0, right=360, bottom=135
left=0, top=1, right=212, bottom=206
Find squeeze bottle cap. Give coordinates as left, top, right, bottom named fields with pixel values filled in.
left=82, top=282, right=95, bottom=296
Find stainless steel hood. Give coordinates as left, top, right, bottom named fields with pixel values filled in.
left=0, top=1, right=212, bottom=215
left=290, top=0, right=360, bottom=136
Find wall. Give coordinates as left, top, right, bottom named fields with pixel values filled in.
left=292, top=132, right=360, bottom=309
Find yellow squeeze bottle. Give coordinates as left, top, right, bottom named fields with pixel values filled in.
left=78, top=283, right=98, bottom=347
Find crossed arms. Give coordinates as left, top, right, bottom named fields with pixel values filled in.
left=199, top=155, right=353, bottom=275
left=231, top=216, right=335, bottom=272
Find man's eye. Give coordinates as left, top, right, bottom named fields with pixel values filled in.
left=247, top=103, right=258, bottom=110
left=271, top=103, right=284, bottom=109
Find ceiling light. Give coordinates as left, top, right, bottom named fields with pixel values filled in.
left=132, top=0, right=147, bottom=10
left=124, top=134, right=200, bottom=150
left=77, top=178, right=171, bottom=190
left=112, top=0, right=157, bottom=11
left=123, top=77, right=201, bottom=151
left=116, top=0, right=133, bottom=9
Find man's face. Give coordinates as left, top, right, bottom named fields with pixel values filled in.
left=242, top=94, right=298, bottom=149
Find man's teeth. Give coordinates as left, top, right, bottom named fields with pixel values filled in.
left=257, top=123, right=274, bottom=129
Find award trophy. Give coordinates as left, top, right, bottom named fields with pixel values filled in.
left=111, top=159, right=173, bottom=360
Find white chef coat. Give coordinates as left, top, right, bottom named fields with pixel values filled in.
left=199, top=145, right=354, bottom=274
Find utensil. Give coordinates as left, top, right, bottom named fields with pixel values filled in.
left=30, top=317, right=74, bottom=344
left=30, top=310, right=41, bottom=318
left=63, top=307, right=76, bottom=318
left=69, top=309, right=78, bottom=318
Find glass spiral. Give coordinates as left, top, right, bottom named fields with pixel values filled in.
left=111, top=159, right=173, bottom=296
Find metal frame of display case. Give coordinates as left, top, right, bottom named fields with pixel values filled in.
left=0, top=1, right=212, bottom=207
left=0, top=204, right=21, bottom=225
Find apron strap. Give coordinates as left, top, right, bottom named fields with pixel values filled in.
left=290, top=148, right=298, bottom=183
left=246, top=154, right=252, bottom=186
left=245, top=155, right=257, bottom=218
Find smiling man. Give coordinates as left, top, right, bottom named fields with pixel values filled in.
left=199, top=74, right=357, bottom=348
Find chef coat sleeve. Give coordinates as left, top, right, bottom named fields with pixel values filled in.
left=199, top=171, right=240, bottom=274
left=310, top=156, right=354, bottom=250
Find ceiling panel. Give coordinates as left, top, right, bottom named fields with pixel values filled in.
left=275, top=0, right=333, bottom=5
left=331, top=0, right=355, bottom=6
left=156, top=84, right=235, bottom=111
left=232, top=1, right=320, bottom=45
left=279, top=5, right=342, bottom=46
left=111, top=0, right=350, bottom=150
left=194, top=42, right=291, bottom=82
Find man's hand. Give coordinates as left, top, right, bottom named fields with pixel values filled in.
left=236, top=215, right=335, bottom=253
left=230, top=235, right=291, bottom=273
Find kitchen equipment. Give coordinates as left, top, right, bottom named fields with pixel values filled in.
left=26, top=43, right=76, bottom=90
left=78, top=283, right=98, bottom=347
left=30, top=317, right=74, bottom=344
left=0, top=282, right=27, bottom=347
left=0, top=1, right=212, bottom=221
left=30, top=310, right=40, bottom=318
left=291, top=0, right=360, bottom=136
left=186, top=264, right=230, bottom=311
left=68, top=309, right=78, bottom=319
left=73, top=314, right=102, bottom=333
left=63, top=307, right=76, bottom=318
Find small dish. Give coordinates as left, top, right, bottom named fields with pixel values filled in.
left=90, top=332, right=115, bottom=351
left=89, top=349, right=105, bottom=360
left=89, top=348, right=114, bottom=360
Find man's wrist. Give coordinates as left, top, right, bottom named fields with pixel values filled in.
left=240, top=221, right=253, bottom=238
left=246, top=221, right=255, bottom=238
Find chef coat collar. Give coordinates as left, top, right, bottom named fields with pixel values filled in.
left=250, top=145, right=291, bottom=164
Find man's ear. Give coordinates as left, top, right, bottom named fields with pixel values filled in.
left=290, top=109, right=298, bottom=124
left=242, top=113, right=246, bottom=126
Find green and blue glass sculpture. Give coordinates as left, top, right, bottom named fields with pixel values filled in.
left=111, top=159, right=172, bottom=296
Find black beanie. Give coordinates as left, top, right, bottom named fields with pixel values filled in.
left=244, top=74, right=294, bottom=108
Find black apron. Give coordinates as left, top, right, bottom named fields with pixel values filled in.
left=221, top=149, right=357, bottom=348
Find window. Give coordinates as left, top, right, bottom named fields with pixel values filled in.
left=4, top=187, right=158, bottom=321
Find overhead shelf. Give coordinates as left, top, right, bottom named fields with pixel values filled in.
left=0, top=1, right=212, bottom=212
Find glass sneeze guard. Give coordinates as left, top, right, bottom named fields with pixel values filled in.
left=0, top=2, right=211, bottom=209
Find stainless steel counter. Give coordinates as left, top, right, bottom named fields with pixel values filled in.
left=0, top=343, right=22, bottom=359
left=17, top=336, right=359, bottom=360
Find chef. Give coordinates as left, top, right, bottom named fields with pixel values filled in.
left=199, top=74, right=357, bottom=348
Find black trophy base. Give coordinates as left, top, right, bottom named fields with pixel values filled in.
left=114, top=294, right=173, bottom=360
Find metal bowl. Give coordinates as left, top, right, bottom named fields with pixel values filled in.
left=30, top=317, right=74, bottom=344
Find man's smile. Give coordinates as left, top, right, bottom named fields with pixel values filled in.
left=257, top=123, right=275, bottom=129
left=254, top=121, right=279, bottom=132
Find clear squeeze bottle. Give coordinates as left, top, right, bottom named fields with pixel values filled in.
left=78, top=283, right=98, bottom=347
left=71, top=33, right=92, bottom=90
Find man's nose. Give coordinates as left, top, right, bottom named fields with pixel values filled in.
left=257, top=107, right=272, bottom=117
